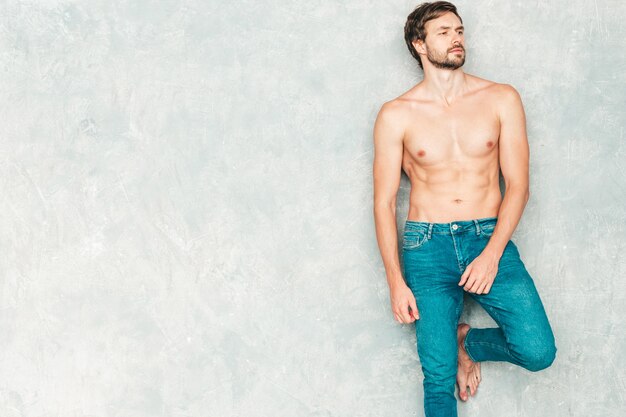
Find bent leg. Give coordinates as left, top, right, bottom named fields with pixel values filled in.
left=463, top=241, right=557, bottom=372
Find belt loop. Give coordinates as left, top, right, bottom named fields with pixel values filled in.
left=427, top=223, right=433, bottom=239
left=473, top=219, right=480, bottom=235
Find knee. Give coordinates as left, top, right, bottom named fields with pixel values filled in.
left=519, top=342, right=557, bottom=372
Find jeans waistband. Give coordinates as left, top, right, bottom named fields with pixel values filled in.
left=405, top=216, right=498, bottom=235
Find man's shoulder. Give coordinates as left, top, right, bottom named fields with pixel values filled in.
left=473, top=76, right=520, bottom=100
left=492, top=82, right=520, bottom=101
left=467, top=74, right=516, bottom=95
left=375, top=95, right=413, bottom=123
left=376, top=84, right=427, bottom=119
left=483, top=81, right=524, bottom=114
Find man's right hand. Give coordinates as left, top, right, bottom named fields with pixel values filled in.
left=390, top=282, right=420, bottom=323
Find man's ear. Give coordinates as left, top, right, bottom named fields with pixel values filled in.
left=412, top=39, right=425, bottom=55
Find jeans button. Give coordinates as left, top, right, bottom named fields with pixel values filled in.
left=452, top=224, right=458, bottom=230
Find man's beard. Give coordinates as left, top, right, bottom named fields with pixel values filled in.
left=426, top=46, right=465, bottom=70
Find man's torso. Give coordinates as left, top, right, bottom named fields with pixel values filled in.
left=391, top=74, right=505, bottom=222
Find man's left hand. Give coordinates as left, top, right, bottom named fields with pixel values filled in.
left=458, top=252, right=499, bottom=294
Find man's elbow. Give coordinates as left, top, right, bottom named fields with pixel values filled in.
left=504, top=180, right=530, bottom=201
left=374, top=199, right=396, bottom=214
left=517, top=187, right=530, bottom=203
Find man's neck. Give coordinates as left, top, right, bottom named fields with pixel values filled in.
left=421, top=69, right=468, bottom=106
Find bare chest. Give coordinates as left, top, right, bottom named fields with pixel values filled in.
left=403, top=102, right=500, bottom=167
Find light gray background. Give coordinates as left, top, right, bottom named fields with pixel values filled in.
left=1, top=0, right=624, bottom=416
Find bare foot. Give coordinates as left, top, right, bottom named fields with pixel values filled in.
left=457, top=323, right=482, bottom=401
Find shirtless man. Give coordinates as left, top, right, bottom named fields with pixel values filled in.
left=372, top=2, right=557, bottom=416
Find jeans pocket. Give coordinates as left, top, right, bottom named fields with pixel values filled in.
left=403, top=228, right=429, bottom=250
left=479, top=222, right=496, bottom=237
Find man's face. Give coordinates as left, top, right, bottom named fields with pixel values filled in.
left=420, top=12, right=465, bottom=70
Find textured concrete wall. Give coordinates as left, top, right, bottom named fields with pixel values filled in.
left=0, top=1, right=624, bottom=416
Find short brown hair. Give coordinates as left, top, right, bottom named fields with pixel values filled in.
left=404, top=2, right=463, bottom=70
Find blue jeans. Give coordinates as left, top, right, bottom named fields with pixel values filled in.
left=401, top=216, right=557, bottom=417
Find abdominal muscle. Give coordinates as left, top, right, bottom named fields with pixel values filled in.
left=404, top=160, right=502, bottom=223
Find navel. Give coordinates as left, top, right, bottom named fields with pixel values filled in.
left=453, top=199, right=463, bottom=204
left=417, top=150, right=426, bottom=157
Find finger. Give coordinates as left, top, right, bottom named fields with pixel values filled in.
left=397, top=308, right=408, bottom=323
left=476, top=281, right=488, bottom=294
left=468, top=277, right=482, bottom=293
left=484, top=281, right=493, bottom=294
left=395, top=307, right=405, bottom=323
left=401, top=302, right=413, bottom=323
left=463, top=276, right=475, bottom=291
left=409, top=298, right=420, bottom=320
left=458, top=267, right=471, bottom=286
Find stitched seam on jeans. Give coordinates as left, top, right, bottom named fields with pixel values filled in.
left=450, top=236, right=464, bottom=272
left=466, top=341, right=512, bottom=355
left=403, top=234, right=427, bottom=250
left=466, top=342, right=513, bottom=362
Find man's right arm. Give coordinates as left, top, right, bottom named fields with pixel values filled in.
left=373, top=102, right=419, bottom=323
left=372, top=102, right=405, bottom=289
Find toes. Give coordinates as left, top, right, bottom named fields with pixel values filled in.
left=457, top=377, right=468, bottom=401
left=472, top=370, right=480, bottom=395
left=460, top=388, right=467, bottom=401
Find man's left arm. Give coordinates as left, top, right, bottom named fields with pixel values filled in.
left=459, top=84, right=530, bottom=293
left=482, top=84, right=530, bottom=260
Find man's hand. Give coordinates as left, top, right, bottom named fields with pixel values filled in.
left=458, top=252, right=499, bottom=294
left=390, top=283, right=420, bottom=323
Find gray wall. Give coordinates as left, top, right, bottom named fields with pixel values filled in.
left=1, top=1, right=624, bottom=416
